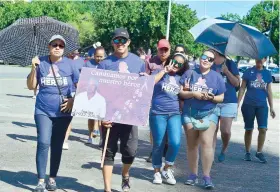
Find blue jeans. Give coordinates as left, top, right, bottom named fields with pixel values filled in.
left=149, top=114, right=182, bottom=169
left=241, top=104, right=268, bottom=130
left=35, top=115, right=72, bottom=179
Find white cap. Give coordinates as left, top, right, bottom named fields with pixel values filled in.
left=93, top=42, right=101, bottom=48
left=49, top=35, right=66, bottom=45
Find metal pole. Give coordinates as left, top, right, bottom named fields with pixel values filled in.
left=266, top=0, right=274, bottom=67
left=166, top=0, right=171, bottom=40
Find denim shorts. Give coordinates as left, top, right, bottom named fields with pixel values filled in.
left=182, top=108, right=219, bottom=126
left=217, top=103, right=238, bottom=118
left=241, top=104, right=268, bottom=130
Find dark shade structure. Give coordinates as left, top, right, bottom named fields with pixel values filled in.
left=189, top=17, right=278, bottom=59
left=0, top=16, right=80, bottom=66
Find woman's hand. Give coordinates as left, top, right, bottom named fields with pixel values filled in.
left=101, top=121, right=113, bottom=128
left=31, top=56, right=40, bottom=68
left=270, top=108, right=276, bottom=119
left=202, top=92, right=215, bottom=101
left=193, top=92, right=204, bottom=100
left=60, top=98, right=74, bottom=113
left=164, top=60, right=174, bottom=73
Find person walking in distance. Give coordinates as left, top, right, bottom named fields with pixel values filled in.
left=238, top=57, right=276, bottom=163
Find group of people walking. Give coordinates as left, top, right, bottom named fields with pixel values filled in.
left=27, top=27, right=276, bottom=192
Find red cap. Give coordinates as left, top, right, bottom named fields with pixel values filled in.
left=157, top=39, right=170, bottom=49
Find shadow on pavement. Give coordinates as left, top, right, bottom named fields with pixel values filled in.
left=0, top=170, right=98, bottom=192
left=6, top=134, right=36, bottom=142
left=81, top=161, right=154, bottom=184
left=6, top=94, right=33, bottom=98
left=12, top=121, right=36, bottom=128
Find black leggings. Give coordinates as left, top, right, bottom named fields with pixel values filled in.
left=102, top=124, right=138, bottom=166
left=35, top=115, right=72, bottom=179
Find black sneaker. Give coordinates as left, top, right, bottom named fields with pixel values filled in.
left=255, top=152, right=267, bottom=163
left=146, top=152, right=152, bottom=163
left=122, top=176, right=130, bottom=192
left=243, top=152, right=252, bottom=161
left=34, top=182, right=47, bottom=192
left=46, top=179, right=57, bottom=191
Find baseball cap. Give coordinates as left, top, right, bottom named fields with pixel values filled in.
left=157, top=39, right=170, bottom=49
left=112, top=28, right=130, bottom=39
left=93, top=42, right=102, bottom=48
left=49, top=35, right=66, bottom=45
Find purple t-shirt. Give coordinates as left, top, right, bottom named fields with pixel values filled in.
left=211, top=59, right=239, bottom=103
left=145, top=56, right=164, bottom=75
left=98, top=52, right=145, bottom=73
left=35, top=56, right=80, bottom=117
left=242, top=66, right=272, bottom=107
left=180, top=68, right=226, bottom=111
left=85, top=59, right=99, bottom=69
left=151, top=70, right=181, bottom=115
left=73, top=57, right=85, bottom=73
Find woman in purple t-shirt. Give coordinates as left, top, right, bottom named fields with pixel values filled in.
left=150, top=53, right=188, bottom=185
left=237, top=58, right=276, bottom=163
left=27, top=35, right=79, bottom=192
left=179, top=50, right=226, bottom=189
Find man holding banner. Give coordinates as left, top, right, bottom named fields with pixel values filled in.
left=98, top=28, right=145, bottom=192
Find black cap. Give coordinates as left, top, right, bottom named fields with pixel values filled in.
left=112, top=28, right=130, bottom=39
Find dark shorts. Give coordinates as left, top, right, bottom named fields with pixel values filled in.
left=102, top=123, right=138, bottom=166
left=241, top=104, right=268, bottom=130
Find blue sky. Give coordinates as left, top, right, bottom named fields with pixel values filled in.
left=177, top=0, right=261, bottom=19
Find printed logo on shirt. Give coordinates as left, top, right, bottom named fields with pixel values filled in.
left=190, top=77, right=213, bottom=93
left=119, top=61, right=130, bottom=73
left=162, top=76, right=180, bottom=95
left=250, top=73, right=267, bottom=89
left=41, top=66, right=68, bottom=86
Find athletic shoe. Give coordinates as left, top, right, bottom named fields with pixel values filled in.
left=153, top=172, right=162, bottom=184
left=92, top=130, right=100, bottom=137
left=218, top=152, right=225, bottom=162
left=33, top=182, right=47, bottom=192
left=146, top=152, right=152, bottom=163
left=243, top=152, right=252, bottom=161
left=62, top=142, right=69, bottom=150
left=255, top=152, right=267, bottom=163
left=46, top=179, right=57, bottom=191
left=161, top=168, right=176, bottom=185
left=185, top=173, right=198, bottom=185
left=121, top=176, right=130, bottom=192
left=202, top=176, right=214, bottom=189
left=86, top=137, right=93, bottom=144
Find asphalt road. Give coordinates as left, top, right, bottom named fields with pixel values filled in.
left=0, top=65, right=279, bottom=192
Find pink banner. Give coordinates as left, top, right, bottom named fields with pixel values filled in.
left=72, top=68, right=155, bottom=126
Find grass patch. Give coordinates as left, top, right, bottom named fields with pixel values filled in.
left=273, top=92, right=280, bottom=99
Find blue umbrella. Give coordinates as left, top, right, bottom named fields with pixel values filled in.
left=189, top=17, right=278, bottom=59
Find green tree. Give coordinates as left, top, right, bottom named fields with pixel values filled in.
left=243, top=0, right=279, bottom=63
left=221, top=13, right=243, bottom=22
left=91, top=1, right=201, bottom=56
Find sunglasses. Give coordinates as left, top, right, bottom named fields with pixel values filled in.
left=172, top=59, right=184, bottom=68
left=175, top=51, right=185, bottom=54
left=113, top=38, right=128, bottom=45
left=201, top=54, right=214, bottom=63
left=50, top=43, right=65, bottom=49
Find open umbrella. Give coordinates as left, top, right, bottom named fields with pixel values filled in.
left=0, top=16, right=80, bottom=66
left=189, top=17, right=278, bottom=59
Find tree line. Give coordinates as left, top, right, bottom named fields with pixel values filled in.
left=0, top=0, right=278, bottom=63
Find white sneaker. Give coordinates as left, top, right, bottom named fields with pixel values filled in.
left=86, top=137, right=93, bottom=144
left=162, top=168, right=176, bottom=185
left=153, top=172, right=162, bottom=184
left=62, top=142, right=69, bottom=150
